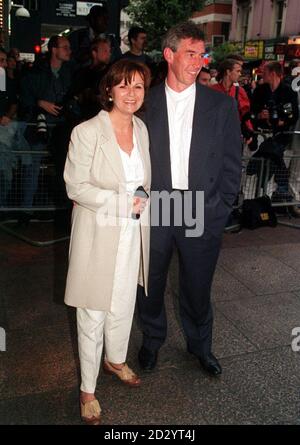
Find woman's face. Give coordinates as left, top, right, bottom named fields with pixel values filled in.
left=110, top=72, right=145, bottom=116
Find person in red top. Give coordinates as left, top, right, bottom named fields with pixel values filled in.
left=211, top=58, right=256, bottom=229
left=211, top=59, right=249, bottom=119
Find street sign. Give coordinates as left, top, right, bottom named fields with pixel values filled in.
left=76, top=1, right=106, bottom=16
left=19, top=53, right=35, bottom=62
left=56, top=1, right=76, bottom=18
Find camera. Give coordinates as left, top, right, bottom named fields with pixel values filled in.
left=266, top=100, right=294, bottom=126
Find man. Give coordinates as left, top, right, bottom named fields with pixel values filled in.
left=209, top=67, right=218, bottom=85
left=211, top=59, right=255, bottom=145
left=211, top=59, right=250, bottom=122
left=69, top=4, right=121, bottom=66
left=72, top=37, right=111, bottom=120
left=19, top=35, right=73, bottom=215
left=226, top=53, right=244, bottom=67
left=197, top=67, right=211, bottom=86
left=0, top=49, right=17, bottom=126
left=137, top=22, right=241, bottom=376
left=250, top=61, right=299, bottom=200
left=0, top=49, right=18, bottom=207
left=122, top=26, right=153, bottom=68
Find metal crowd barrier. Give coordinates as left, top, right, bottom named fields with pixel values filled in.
left=1, top=131, right=300, bottom=245
left=0, top=149, right=70, bottom=246
left=243, top=128, right=300, bottom=229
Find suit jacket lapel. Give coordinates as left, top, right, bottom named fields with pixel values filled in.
left=147, top=84, right=172, bottom=191
left=189, top=84, right=218, bottom=189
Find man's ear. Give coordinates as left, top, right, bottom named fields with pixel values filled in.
left=163, top=47, right=174, bottom=64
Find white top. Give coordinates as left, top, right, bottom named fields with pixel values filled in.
left=165, top=81, right=196, bottom=190
left=118, top=132, right=144, bottom=195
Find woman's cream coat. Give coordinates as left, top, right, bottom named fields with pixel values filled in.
left=64, top=110, right=151, bottom=311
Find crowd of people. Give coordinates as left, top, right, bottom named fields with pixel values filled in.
left=0, top=4, right=299, bottom=216
left=1, top=5, right=300, bottom=425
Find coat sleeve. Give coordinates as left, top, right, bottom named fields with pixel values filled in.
left=64, top=124, right=133, bottom=217
left=220, top=98, right=242, bottom=208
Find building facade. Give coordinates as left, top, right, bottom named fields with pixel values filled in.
left=7, top=0, right=128, bottom=54
left=230, top=0, right=300, bottom=62
left=192, top=0, right=232, bottom=48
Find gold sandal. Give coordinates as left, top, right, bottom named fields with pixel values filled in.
left=103, top=360, right=141, bottom=387
left=80, top=398, right=101, bottom=425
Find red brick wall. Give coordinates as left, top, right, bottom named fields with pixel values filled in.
left=192, top=3, right=232, bottom=18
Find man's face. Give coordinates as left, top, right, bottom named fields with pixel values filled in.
left=210, top=68, right=217, bottom=78
left=10, top=48, right=20, bottom=61
left=7, top=56, right=16, bottom=70
left=228, top=63, right=242, bottom=83
left=0, top=52, right=7, bottom=69
left=54, top=38, right=71, bottom=62
left=263, top=67, right=273, bottom=84
left=132, top=33, right=147, bottom=52
left=93, top=42, right=111, bottom=65
left=92, top=13, right=108, bottom=34
left=165, top=38, right=205, bottom=91
left=198, top=70, right=211, bottom=86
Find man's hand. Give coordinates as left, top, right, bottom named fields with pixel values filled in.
left=0, top=116, right=11, bottom=126
left=258, top=109, right=270, bottom=120
left=37, top=100, right=62, bottom=116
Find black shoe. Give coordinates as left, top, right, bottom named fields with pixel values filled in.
left=138, top=346, right=158, bottom=371
left=198, top=353, right=222, bottom=377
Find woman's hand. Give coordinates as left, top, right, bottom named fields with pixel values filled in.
left=132, top=197, right=147, bottom=215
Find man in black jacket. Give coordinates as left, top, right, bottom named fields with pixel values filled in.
left=137, top=22, right=241, bottom=376
left=69, top=4, right=121, bottom=66
left=250, top=62, right=299, bottom=200
left=19, top=35, right=74, bottom=212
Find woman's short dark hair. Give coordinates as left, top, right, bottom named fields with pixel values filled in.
left=99, top=59, right=151, bottom=112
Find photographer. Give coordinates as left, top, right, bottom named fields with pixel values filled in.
left=250, top=62, right=299, bottom=200
left=19, top=35, right=74, bottom=218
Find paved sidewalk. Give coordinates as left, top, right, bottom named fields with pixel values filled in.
left=0, top=219, right=300, bottom=425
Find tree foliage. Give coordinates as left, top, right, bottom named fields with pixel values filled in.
left=212, top=42, right=244, bottom=65
left=126, top=0, right=205, bottom=52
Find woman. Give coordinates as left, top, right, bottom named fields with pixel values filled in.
left=64, top=59, right=151, bottom=425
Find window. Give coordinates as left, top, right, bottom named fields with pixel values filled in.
left=221, top=22, right=230, bottom=41
left=241, top=5, right=250, bottom=43
left=24, top=0, right=39, bottom=10
left=275, top=0, right=284, bottom=37
left=237, top=0, right=251, bottom=43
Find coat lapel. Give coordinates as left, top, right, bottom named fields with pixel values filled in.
left=96, top=110, right=126, bottom=184
left=189, top=84, right=218, bottom=189
left=133, top=115, right=150, bottom=191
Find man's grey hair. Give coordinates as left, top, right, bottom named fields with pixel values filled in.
left=162, top=21, right=205, bottom=52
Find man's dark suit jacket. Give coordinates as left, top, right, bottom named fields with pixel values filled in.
left=144, top=82, right=242, bottom=237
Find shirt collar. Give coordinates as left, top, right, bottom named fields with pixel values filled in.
left=165, top=81, right=195, bottom=101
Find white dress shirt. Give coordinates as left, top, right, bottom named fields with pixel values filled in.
left=118, top=132, right=144, bottom=194
left=165, top=81, right=196, bottom=190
